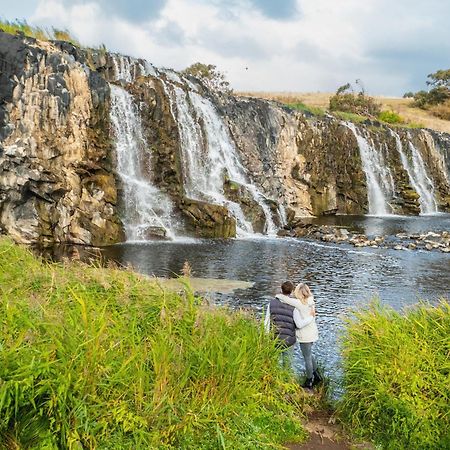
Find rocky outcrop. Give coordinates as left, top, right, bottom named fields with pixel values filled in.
left=0, top=32, right=123, bottom=245
left=1, top=32, right=449, bottom=244
left=181, top=198, right=236, bottom=238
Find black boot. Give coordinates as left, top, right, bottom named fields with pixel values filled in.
left=312, top=369, right=323, bottom=386
left=302, top=377, right=314, bottom=389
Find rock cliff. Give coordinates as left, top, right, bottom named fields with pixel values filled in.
left=1, top=32, right=449, bottom=244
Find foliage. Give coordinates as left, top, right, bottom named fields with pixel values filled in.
left=338, top=301, right=450, bottom=450
left=0, top=238, right=308, bottom=449
left=0, top=19, right=79, bottom=45
left=329, top=81, right=381, bottom=117
left=410, top=69, right=450, bottom=121
left=377, top=110, right=404, bottom=124
left=182, top=62, right=232, bottom=93
left=403, top=91, right=414, bottom=98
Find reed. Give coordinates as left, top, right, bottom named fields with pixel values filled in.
left=338, top=301, right=450, bottom=450
left=0, top=238, right=308, bottom=449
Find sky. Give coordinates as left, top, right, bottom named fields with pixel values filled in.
left=1, top=0, right=449, bottom=96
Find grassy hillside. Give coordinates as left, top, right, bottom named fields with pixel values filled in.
left=238, top=92, right=450, bottom=133
left=0, top=238, right=308, bottom=449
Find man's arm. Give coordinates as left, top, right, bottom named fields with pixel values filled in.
left=293, top=309, right=314, bottom=329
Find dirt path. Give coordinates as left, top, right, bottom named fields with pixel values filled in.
left=285, top=410, right=373, bottom=450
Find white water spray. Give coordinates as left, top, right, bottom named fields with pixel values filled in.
left=345, top=122, right=395, bottom=215
left=110, top=84, right=178, bottom=240
left=391, top=130, right=438, bottom=214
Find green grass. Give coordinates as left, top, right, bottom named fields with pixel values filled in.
left=0, top=238, right=308, bottom=449
left=378, top=110, right=404, bottom=124
left=0, top=19, right=79, bottom=45
left=285, top=102, right=326, bottom=117
left=338, top=301, right=450, bottom=450
left=330, top=110, right=368, bottom=123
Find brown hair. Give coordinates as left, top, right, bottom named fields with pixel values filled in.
left=281, top=281, right=294, bottom=295
left=294, top=283, right=312, bottom=304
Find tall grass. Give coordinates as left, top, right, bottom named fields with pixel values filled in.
left=0, top=238, right=308, bottom=449
left=0, top=19, right=79, bottom=45
left=338, top=301, right=450, bottom=450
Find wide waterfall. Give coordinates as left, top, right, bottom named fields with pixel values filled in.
left=109, top=85, right=178, bottom=241
left=163, top=77, right=278, bottom=236
left=391, top=130, right=438, bottom=214
left=345, top=122, right=395, bottom=215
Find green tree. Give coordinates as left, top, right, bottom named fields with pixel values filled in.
left=182, top=62, right=232, bottom=93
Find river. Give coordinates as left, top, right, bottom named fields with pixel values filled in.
left=81, top=214, right=449, bottom=388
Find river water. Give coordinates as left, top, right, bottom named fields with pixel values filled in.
left=85, top=214, right=449, bottom=388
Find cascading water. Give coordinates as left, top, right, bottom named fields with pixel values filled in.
left=164, top=78, right=278, bottom=236
left=391, top=130, right=438, bottom=214
left=109, top=84, right=178, bottom=241
left=344, top=122, right=395, bottom=215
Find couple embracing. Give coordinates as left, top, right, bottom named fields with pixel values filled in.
left=264, top=281, right=322, bottom=389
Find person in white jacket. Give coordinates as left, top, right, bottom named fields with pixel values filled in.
left=292, top=283, right=321, bottom=388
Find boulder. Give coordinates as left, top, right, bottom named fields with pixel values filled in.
left=181, top=198, right=236, bottom=238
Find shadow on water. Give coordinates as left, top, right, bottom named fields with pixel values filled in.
left=38, top=215, right=450, bottom=391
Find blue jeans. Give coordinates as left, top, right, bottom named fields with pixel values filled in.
left=299, top=342, right=318, bottom=379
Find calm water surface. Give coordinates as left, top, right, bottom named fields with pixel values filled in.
left=95, top=215, right=449, bottom=387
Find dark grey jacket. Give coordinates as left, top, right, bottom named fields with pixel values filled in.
left=269, top=298, right=296, bottom=347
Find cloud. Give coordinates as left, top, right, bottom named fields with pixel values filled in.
left=21, top=0, right=450, bottom=95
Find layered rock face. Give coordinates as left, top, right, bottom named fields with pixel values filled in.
left=0, top=32, right=123, bottom=245
left=1, top=33, right=449, bottom=245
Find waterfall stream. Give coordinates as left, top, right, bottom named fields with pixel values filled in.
left=109, top=85, right=178, bottom=241
left=391, top=130, right=438, bottom=214
left=345, top=122, right=395, bottom=215
left=164, top=79, right=278, bottom=236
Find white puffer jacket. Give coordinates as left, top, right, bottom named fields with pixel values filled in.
left=278, top=294, right=319, bottom=343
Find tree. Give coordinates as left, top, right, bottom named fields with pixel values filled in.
left=426, top=69, right=450, bottom=89
left=182, top=62, right=232, bottom=93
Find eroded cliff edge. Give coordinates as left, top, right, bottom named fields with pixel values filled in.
left=1, top=32, right=449, bottom=244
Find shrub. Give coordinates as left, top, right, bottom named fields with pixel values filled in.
left=338, top=301, right=450, bottom=450
left=403, top=92, right=414, bottom=98
left=0, top=239, right=307, bottom=449
left=378, top=110, right=404, bottom=124
left=182, top=62, right=232, bottom=93
left=329, top=82, right=381, bottom=117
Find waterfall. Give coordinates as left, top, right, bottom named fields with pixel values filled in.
left=344, top=122, right=395, bottom=215
left=109, top=84, right=178, bottom=241
left=164, top=79, right=278, bottom=236
left=391, top=130, right=438, bottom=214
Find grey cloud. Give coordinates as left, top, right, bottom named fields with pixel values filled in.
left=208, top=0, right=299, bottom=21
left=154, top=21, right=187, bottom=47
left=199, top=29, right=269, bottom=60
left=249, top=0, right=298, bottom=20
left=60, top=0, right=167, bottom=23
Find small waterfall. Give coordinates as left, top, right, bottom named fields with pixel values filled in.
left=110, top=84, right=177, bottom=240
left=391, top=130, right=438, bottom=214
left=345, top=122, right=395, bottom=215
left=164, top=79, right=278, bottom=236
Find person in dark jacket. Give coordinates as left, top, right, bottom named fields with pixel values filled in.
left=264, top=281, right=314, bottom=370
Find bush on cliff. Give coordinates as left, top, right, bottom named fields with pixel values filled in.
left=329, top=81, right=381, bottom=117
left=338, top=301, right=450, bottom=450
left=0, top=239, right=307, bottom=449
